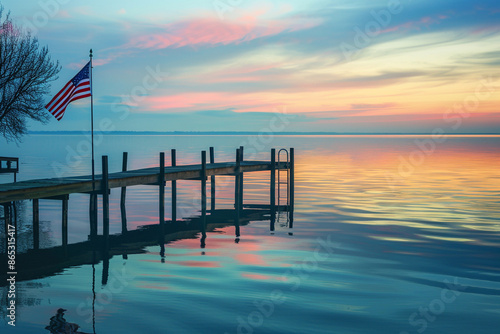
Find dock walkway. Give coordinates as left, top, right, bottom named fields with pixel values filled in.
left=0, top=160, right=285, bottom=203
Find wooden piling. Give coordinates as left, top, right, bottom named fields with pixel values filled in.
left=62, top=196, right=68, bottom=248
left=234, top=149, right=241, bottom=233
left=201, top=151, right=207, bottom=236
left=102, top=156, right=110, bottom=250
left=120, top=152, right=128, bottom=234
left=209, top=147, right=215, bottom=212
left=171, top=149, right=177, bottom=223
left=270, top=149, right=276, bottom=232
left=89, top=194, right=97, bottom=241
left=289, top=148, right=295, bottom=229
left=33, top=199, right=39, bottom=249
left=159, top=152, right=165, bottom=233
left=239, top=146, right=244, bottom=211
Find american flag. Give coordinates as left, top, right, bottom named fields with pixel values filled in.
left=45, top=62, right=91, bottom=121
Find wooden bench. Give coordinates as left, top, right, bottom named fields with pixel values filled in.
left=0, top=157, right=19, bottom=182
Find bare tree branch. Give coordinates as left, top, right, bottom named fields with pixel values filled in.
left=0, top=5, right=60, bottom=142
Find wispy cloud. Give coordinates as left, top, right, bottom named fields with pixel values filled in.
left=119, top=14, right=320, bottom=50
left=380, top=15, right=448, bottom=34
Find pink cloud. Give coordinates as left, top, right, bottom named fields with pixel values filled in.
left=194, top=63, right=283, bottom=84
left=134, top=91, right=285, bottom=114
left=143, top=92, right=230, bottom=110
left=471, top=24, right=500, bottom=35
left=380, top=15, right=445, bottom=34
left=56, top=10, right=71, bottom=19
left=121, top=15, right=320, bottom=50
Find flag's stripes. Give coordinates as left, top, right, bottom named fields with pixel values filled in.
left=45, top=62, right=91, bottom=121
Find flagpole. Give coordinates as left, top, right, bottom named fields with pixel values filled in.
left=90, top=49, right=95, bottom=189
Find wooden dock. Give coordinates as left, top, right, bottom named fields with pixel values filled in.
left=1, top=147, right=294, bottom=254
left=0, top=160, right=285, bottom=203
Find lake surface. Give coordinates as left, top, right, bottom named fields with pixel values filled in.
left=1, top=134, right=500, bottom=334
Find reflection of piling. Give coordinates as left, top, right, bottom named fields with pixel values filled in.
left=209, top=147, right=215, bottom=212
left=201, top=151, right=207, bottom=237
left=33, top=199, right=39, bottom=249
left=3, top=203, right=10, bottom=255
left=102, top=156, right=110, bottom=251
left=120, top=152, right=128, bottom=234
left=62, top=195, right=68, bottom=251
left=2, top=203, right=18, bottom=258
left=101, top=250, right=109, bottom=285
left=171, top=149, right=177, bottom=223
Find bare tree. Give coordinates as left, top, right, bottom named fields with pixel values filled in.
left=0, top=6, right=60, bottom=142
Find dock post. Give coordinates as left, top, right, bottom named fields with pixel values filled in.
left=102, top=156, right=110, bottom=250
left=120, top=152, right=128, bottom=234
left=239, top=146, right=244, bottom=211
left=234, top=148, right=241, bottom=235
left=62, top=195, right=68, bottom=249
left=270, top=148, right=276, bottom=232
left=201, top=151, right=207, bottom=237
left=89, top=193, right=97, bottom=242
left=159, top=152, right=165, bottom=233
left=289, top=148, right=295, bottom=230
left=33, top=199, right=39, bottom=250
left=171, top=149, right=177, bottom=223
left=209, top=147, right=215, bottom=212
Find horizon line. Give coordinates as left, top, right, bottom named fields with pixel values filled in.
left=27, top=131, right=500, bottom=136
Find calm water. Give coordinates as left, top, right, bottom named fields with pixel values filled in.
left=1, top=134, right=500, bottom=334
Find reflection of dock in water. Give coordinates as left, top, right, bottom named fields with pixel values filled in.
left=0, top=208, right=283, bottom=286
left=1, top=146, right=295, bottom=284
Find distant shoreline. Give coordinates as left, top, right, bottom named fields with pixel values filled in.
left=27, top=131, right=500, bottom=136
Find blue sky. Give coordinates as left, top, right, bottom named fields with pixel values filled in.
left=3, top=0, right=500, bottom=133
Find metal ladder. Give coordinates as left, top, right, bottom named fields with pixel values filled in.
left=277, top=149, right=290, bottom=227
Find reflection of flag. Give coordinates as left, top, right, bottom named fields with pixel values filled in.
left=45, top=62, right=91, bottom=121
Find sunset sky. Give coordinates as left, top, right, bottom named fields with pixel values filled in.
left=6, top=0, right=500, bottom=133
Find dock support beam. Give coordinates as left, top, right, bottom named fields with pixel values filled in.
left=120, top=152, right=128, bottom=234
left=102, top=156, right=110, bottom=250
left=171, top=149, right=177, bottom=223
left=201, top=151, right=207, bottom=238
left=270, top=148, right=276, bottom=232
left=33, top=199, right=39, bottom=250
left=159, top=152, right=165, bottom=233
left=209, top=147, right=215, bottom=212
